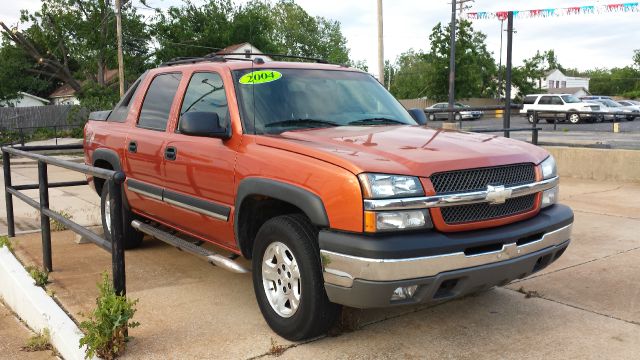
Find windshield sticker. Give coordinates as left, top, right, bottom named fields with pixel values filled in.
left=239, top=70, right=282, bottom=85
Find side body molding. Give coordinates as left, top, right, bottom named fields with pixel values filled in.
left=234, top=178, right=330, bottom=250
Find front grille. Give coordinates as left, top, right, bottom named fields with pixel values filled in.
left=430, top=163, right=536, bottom=194
left=441, top=194, right=537, bottom=224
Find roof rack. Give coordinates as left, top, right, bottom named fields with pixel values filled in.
left=159, top=52, right=329, bottom=67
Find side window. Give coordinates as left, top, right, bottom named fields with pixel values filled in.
left=107, top=77, right=143, bottom=122
left=523, top=96, right=537, bottom=105
left=138, top=73, right=182, bottom=131
left=538, top=96, right=553, bottom=105
left=179, top=72, right=229, bottom=130
left=551, top=96, right=564, bottom=105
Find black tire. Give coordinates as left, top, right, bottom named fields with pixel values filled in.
left=454, top=112, right=462, bottom=121
left=527, top=113, right=536, bottom=124
left=100, top=184, right=143, bottom=249
left=252, top=214, right=340, bottom=341
left=567, top=113, right=581, bottom=124
left=428, top=113, right=436, bottom=121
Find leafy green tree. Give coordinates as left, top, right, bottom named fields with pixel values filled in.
left=390, top=20, right=497, bottom=100
left=0, top=42, right=56, bottom=103
left=510, top=50, right=567, bottom=99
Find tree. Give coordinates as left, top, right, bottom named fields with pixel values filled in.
left=1, top=0, right=150, bottom=107
left=510, top=50, right=566, bottom=99
left=0, top=41, right=56, bottom=102
left=634, top=49, right=640, bottom=69
left=390, top=20, right=497, bottom=101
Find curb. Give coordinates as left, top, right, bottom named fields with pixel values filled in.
left=0, top=246, right=95, bottom=360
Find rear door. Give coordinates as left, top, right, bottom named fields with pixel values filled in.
left=124, top=72, right=183, bottom=219
left=550, top=96, right=565, bottom=119
left=162, top=71, right=238, bottom=248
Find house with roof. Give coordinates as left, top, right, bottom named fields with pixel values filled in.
left=0, top=92, right=50, bottom=107
left=541, top=69, right=590, bottom=91
left=216, top=42, right=272, bottom=61
left=545, top=86, right=591, bottom=98
left=49, top=69, right=119, bottom=105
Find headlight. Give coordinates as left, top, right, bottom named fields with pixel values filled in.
left=358, top=173, right=424, bottom=199
left=364, top=210, right=433, bottom=232
left=540, top=156, right=557, bottom=180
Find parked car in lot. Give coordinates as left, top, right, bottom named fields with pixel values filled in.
left=590, top=99, right=637, bottom=121
left=583, top=100, right=627, bottom=121
left=617, top=100, right=640, bottom=120
left=84, top=57, right=573, bottom=340
left=521, top=94, right=601, bottom=124
left=424, top=102, right=484, bottom=121
left=579, top=95, right=613, bottom=101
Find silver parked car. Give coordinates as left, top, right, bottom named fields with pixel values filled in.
left=591, top=99, right=637, bottom=121
left=424, top=103, right=484, bottom=121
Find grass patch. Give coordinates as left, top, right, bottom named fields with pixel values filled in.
left=25, top=265, right=49, bottom=288
left=50, top=210, right=73, bottom=231
left=79, top=272, right=139, bottom=360
left=0, top=235, right=13, bottom=253
left=22, top=328, right=53, bottom=352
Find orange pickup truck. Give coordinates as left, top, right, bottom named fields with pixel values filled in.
left=84, top=56, right=573, bottom=340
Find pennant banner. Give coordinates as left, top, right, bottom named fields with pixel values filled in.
left=466, top=2, right=639, bottom=20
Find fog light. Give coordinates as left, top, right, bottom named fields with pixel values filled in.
left=390, top=285, right=419, bottom=301
left=541, top=186, right=558, bottom=208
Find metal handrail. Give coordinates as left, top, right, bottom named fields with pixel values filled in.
left=2, top=144, right=128, bottom=295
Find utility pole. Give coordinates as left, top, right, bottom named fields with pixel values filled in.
left=498, top=19, right=504, bottom=98
left=115, top=0, right=125, bottom=97
left=503, top=11, right=514, bottom=138
left=377, top=0, right=384, bottom=86
left=447, top=0, right=457, bottom=123
left=456, top=0, right=474, bottom=16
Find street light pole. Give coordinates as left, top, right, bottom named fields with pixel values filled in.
left=115, top=0, right=125, bottom=97
left=447, top=0, right=457, bottom=123
left=377, top=0, right=384, bottom=86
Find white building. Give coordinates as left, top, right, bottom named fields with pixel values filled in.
left=0, top=92, right=50, bottom=107
left=216, top=42, right=273, bottom=61
left=541, top=69, right=590, bottom=91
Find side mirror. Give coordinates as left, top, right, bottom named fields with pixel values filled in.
left=179, top=112, right=230, bottom=139
left=407, top=108, right=427, bottom=125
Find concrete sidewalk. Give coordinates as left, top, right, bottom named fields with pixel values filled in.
left=5, top=178, right=640, bottom=359
left=0, top=301, right=57, bottom=359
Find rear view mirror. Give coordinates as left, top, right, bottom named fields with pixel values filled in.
left=179, top=112, right=230, bottom=139
left=407, top=108, right=427, bottom=125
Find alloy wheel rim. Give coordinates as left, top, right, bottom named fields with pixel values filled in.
left=261, top=241, right=301, bottom=318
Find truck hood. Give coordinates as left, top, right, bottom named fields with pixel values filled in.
left=255, top=125, right=548, bottom=177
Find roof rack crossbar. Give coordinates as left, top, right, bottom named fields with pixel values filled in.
left=159, top=52, right=329, bottom=67
left=215, top=52, right=328, bottom=64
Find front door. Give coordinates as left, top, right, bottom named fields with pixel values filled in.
left=162, top=71, right=238, bottom=248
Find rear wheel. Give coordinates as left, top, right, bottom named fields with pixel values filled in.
left=527, top=113, right=536, bottom=124
left=568, top=113, right=581, bottom=124
left=428, top=113, right=436, bottom=121
left=454, top=113, right=462, bottom=121
left=100, top=185, right=143, bottom=249
left=252, top=214, right=340, bottom=341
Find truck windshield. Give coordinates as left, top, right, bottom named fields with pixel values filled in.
left=232, top=68, right=416, bottom=134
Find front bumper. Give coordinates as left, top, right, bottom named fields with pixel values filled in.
left=320, top=204, right=573, bottom=308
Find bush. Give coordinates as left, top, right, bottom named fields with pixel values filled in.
left=22, top=328, right=53, bottom=352
left=50, top=210, right=73, bottom=232
left=25, top=265, right=49, bottom=287
left=79, top=273, right=139, bottom=360
left=0, top=235, right=13, bottom=252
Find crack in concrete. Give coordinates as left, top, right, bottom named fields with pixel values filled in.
left=505, top=287, right=640, bottom=327
left=563, top=184, right=626, bottom=199
left=510, top=245, right=640, bottom=284
left=573, top=209, right=640, bottom=221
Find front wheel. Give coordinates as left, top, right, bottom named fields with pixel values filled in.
left=568, top=113, right=581, bottom=124
left=454, top=113, right=462, bottom=121
left=252, top=214, right=340, bottom=341
left=527, top=113, right=536, bottom=124
left=100, top=184, right=143, bottom=249
left=428, top=113, right=436, bottom=121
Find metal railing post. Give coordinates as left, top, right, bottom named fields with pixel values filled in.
left=38, top=160, right=52, bottom=272
left=19, top=128, right=25, bottom=146
left=109, top=171, right=127, bottom=296
left=3, top=150, right=15, bottom=237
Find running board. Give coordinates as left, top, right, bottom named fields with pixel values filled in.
left=131, top=220, right=249, bottom=274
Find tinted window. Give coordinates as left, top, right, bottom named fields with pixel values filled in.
left=108, top=74, right=146, bottom=122
left=538, top=96, right=553, bottom=105
left=179, top=72, right=228, bottom=129
left=551, top=96, right=564, bottom=105
left=138, top=73, right=182, bottom=131
left=523, top=96, right=537, bottom=105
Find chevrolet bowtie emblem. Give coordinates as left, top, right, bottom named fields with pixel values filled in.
left=485, top=185, right=512, bottom=205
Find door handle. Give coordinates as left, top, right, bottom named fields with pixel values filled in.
left=128, top=141, right=137, bottom=153
left=165, top=146, right=177, bottom=161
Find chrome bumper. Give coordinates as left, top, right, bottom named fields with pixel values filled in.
left=321, top=223, right=572, bottom=288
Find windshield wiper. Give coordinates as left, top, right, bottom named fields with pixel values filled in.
left=348, top=117, right=405, bottom=125
left=265, top=119, right=340, bottom=128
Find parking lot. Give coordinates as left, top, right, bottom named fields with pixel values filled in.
left=2, top=161, right=639, bottom=359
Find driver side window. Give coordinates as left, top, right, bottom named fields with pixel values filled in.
left=178, top=72, right=229, bottom=131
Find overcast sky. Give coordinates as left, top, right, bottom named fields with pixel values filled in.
left=2, top=0, right=639, bottom=77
